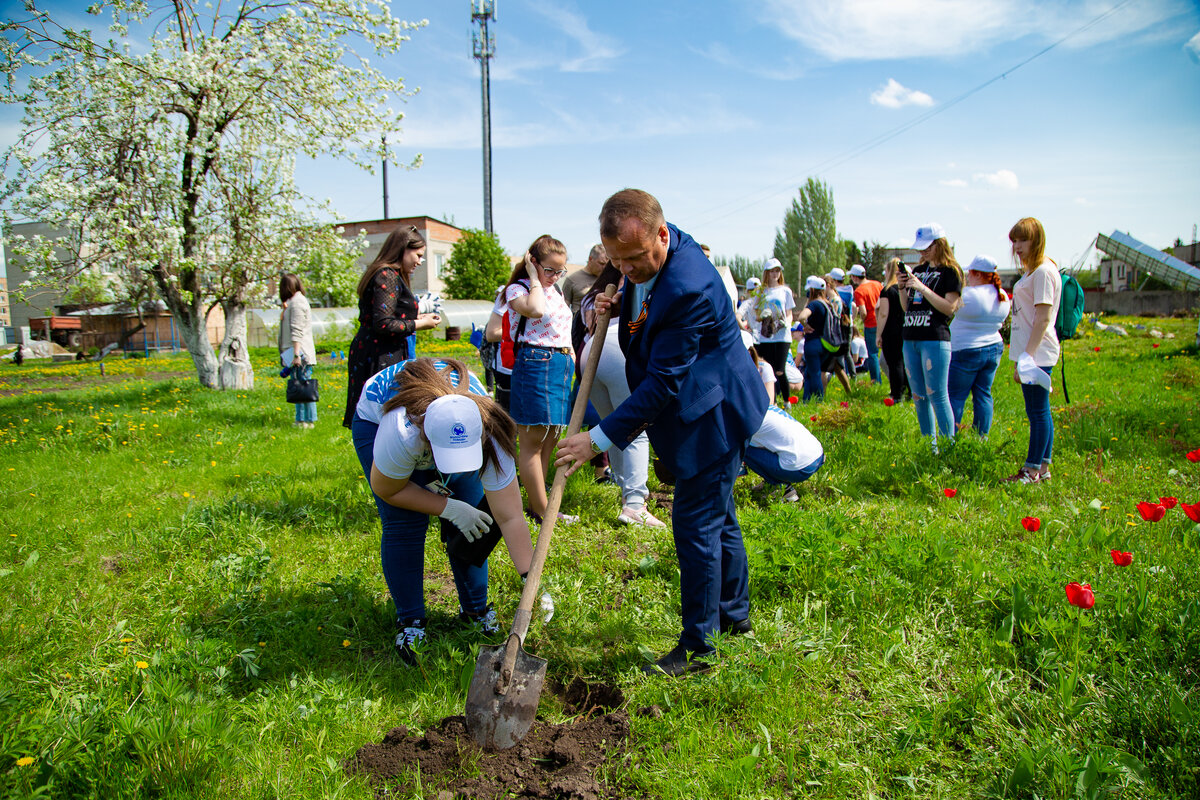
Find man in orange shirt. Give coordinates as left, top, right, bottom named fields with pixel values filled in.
left=849, top=264, right=882, bottom=384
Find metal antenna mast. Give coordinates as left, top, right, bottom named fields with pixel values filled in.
left=472, top=1, right=496, bottom=234
left=381, top=133, right=389, bottom=219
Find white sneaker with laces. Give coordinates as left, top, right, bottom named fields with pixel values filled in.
left=617, top=505, right=667, bottom=528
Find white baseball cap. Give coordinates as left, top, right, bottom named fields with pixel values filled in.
left=424, top=394, right=484, bottom=473
left=740, top=329, right=755, bottom=350
left=746, top=277, right=761, bottom=291
left=967, top=255, right=999, bottom=274
left=912, top=223, right=947, bottom=251
left=763, top=257, right=783, bottom=271
left=849, top=264, right=866, bottom=278
left=828, top=267, right=846, bottom=282
left=805, top=275, right=826, bottom=291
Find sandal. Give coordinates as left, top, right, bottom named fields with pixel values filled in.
left=1002, top=467, right=1043, bottom=484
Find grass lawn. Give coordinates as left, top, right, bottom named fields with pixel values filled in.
left=1, top=316, right=1198, bottom=799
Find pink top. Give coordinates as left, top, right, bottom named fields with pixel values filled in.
left=506, top=281, right=573, bottom=348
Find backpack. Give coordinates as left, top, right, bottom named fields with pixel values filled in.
left=1056, top=273, right=1085, bottom=341
left=820, top=300, right=846, bottom=354
left=499, top=281, right=531, bottom=369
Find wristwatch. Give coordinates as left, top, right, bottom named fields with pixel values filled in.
left=590, top=436, right=602, bottom=455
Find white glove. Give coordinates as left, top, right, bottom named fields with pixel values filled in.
left=439, top=498, right=492, bottom=542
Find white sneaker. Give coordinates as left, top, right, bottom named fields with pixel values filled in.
left=782, top=485, right=800, bottom=503
left=617, top=505, right=667, bottom=528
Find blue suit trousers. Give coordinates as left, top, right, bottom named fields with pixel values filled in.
left=671, top=442, right=750, bottom=652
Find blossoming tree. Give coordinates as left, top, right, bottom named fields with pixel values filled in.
left=1, top=0, right=424, bottom=388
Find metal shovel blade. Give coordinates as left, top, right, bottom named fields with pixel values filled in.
left=465, top=636, right=547, bottom=750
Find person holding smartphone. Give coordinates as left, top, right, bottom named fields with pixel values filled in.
left=898, top=224, right=963, bottom=448
left=503, top=235, right=578, bottom=525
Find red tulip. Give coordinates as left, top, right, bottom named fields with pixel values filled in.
left=1093, top=346, right=1101, bottom=352
left=1110, top=549, right=1133, bottom=566
left=1135, top=501, right=1166, bottom=522
left=943, top=488, right=957, bottom=498
left=810, top=415, right=818, bottom=422
left=840, top=401, right=849, bottom=408
left=788, top=396, right=798, bottom=404
left=1064, top=582, right=1095, bottom=610
left=1182, top=502, right=1200, bottom=523
left=1152, top=343, right=1159, bottom=348
left=883, top=397, right=895, bottom=407
left=1159, top=497, right=1177, bottom=509
left=1020, top=516, right=1040, bottom=532
left=1187, top=449, right=1200, bottom=463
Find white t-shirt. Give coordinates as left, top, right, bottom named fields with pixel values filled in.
left=749, top=405, right=824, bottom=472
left=506, top=280, right=572, bottom=348
left=357, top=360, right=516, bottom=491
left=737, top=298, right=760, bottom=343
left=757, top=359, right=775, bottom=399
left=951, top=284, right=1011, bottom=352
left=850, top=336, right=868, bottom=365
left=1009, top=259, right=1061, bottom=367
left=751, top=286, right=795, bottom=344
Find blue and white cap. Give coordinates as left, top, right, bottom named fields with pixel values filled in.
left=912, top=223, right=947, bottom=251
left=424, top=394, right=484, bottom=473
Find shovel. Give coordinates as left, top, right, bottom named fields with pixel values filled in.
left=465, top=284, right=618, bottom=751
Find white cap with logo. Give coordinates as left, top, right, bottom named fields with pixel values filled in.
left=912, top=223, right=947, bottom=251
left=424, top=394, right=484, bottom=473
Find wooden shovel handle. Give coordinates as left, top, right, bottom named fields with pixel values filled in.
left=498, top=284, right=618, bottom=684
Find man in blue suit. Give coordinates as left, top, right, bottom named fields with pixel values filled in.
left=557, top=189, right=768, bottom=676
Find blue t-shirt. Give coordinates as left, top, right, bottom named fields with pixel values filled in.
left=356, top=359, right=487, bottom=425
left=837, top=286, right=854, bottom=315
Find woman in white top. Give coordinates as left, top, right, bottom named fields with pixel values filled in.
left=744, top=405, right=825, bottom=503
left=947, top=256, right=1011, bottom=437
left=349, top=358, right=539, bottom=663
left=279, top=273, right=318, bottom=428
left=1004, top=217, right=1061, bottom=484
left=504, top=235, right=577, bottom=524
left=578, top=263, right=666, bottom=529
left=749, top=258, right=795, bottom=405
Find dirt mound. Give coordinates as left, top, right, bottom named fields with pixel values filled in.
left=348, top=710, right=631, bottom=799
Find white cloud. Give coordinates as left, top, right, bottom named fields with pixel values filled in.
left=1186, top=30, right=1200, bottom=64
left=973, top=169, right=1019, bottom=190
left=870, top=78, right=934, bottom=109
left=940, top=178, right=968, bottom=188
left=689, top=42, right=807, bottom=81
left=752, top=0, right=1185, bottom=61
left=525, top=0, right=624, bottom=72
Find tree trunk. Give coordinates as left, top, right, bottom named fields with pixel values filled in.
left=217, top=300, right=254, bottom=390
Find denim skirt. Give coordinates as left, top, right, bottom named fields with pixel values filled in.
left=509, top=346, right=573, bottom=427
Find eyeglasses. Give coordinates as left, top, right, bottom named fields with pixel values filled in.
left=541, top=266, right=567, bottom=277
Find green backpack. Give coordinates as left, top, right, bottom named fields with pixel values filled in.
left=1056, top=273, right=1085, bottom=341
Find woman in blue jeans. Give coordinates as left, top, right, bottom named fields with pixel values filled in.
left=899, top=224, right=963, bottom=448
left=795, top=276, right=833, bottom=402
left=947, top=256, right=1011, bottom=436
left=1004, top=217, right=1061, bottom=484
left=350, top=358, right=537, bottom=663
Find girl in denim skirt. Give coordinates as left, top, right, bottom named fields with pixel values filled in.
left=503, top=235, right=578, bottom=525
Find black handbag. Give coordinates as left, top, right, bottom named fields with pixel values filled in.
left=286, top=370, right=319, bottom=403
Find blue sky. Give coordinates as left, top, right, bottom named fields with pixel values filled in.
left=6, top=1, right=1200, bottom=272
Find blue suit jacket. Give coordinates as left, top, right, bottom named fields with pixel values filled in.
left=598, top=224, right=767, bottom=480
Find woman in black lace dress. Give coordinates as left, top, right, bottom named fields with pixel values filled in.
left=343, top=225, right=442, bottom=428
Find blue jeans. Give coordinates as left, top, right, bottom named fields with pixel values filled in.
left=802, top=338, right=826, bottom=402
left=293, top=364, right=318, bottom=423
left=902, top=339, right=955, bottom=441
left=743, top=449, right=824, bottom=486
left=947, top=342, right=1003, bottom=436
left=351, top=416, right=489, bottom=622
left=864, top=326, right=881, bottom=383
left=1020, top=366, right=1054, bottom=470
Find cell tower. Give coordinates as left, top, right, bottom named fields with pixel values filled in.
left=471, top=1, right=496, bottom=234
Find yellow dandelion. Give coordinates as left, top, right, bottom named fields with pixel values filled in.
left=136, top=661, right=148, bottom=669
left=210, top=461, right=216, bottom=467
left=342, top=639, right=351, bottom=647
left=183, top=492, right=190, bottom=498
left=258, top=641, right=266, bottom=648
left=16, top=756, right=34, bottom=767
left=120, top=637, right=133, bottom=643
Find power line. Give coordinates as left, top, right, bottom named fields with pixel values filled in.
left=689, top=0, right=1138, bottom=228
